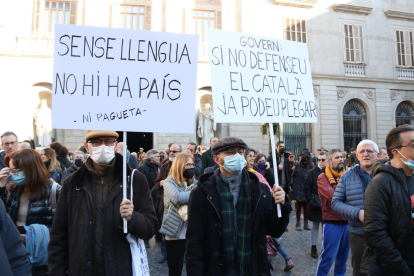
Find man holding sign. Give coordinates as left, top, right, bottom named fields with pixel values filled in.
left=186, top=136, right=290, bottom=275
left=48, top=130, right=158, bottom=275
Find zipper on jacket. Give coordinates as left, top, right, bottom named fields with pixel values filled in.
left=251, top=190, right=263, bottom=224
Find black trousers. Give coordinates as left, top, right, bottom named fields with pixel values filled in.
left=165, top=239, right=186, bottom=276
left=349, top=233, right=367, bottom=276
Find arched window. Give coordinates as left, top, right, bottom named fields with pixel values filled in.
left=343, top=99, right=367, bottom=152
left=396, top=101, right=414, bottom=127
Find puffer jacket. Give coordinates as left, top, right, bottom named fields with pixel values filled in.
left=317, top=170, right=347, bottom=223
left=61, top=165, right=77, bottom=184
left=49, top=168, right=62, bottom=184
left=331, top=166, right=367, bottom=236
left=0, top=181, right=61, bottom=226
left=360, top=161, right=413, bottom=276
left=291, top=165, right=311, bottom=202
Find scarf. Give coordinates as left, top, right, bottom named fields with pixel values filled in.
left=24, top=224, right=50, bottom=267
left=325, top=164, right=345, bottom=186
left=216, top=170, right=252, bottom=275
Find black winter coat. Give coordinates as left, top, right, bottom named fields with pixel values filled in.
left=194, top=153, right=202, bottom=178
left=0, top=181, right=61, bottom=226
left=267, top=152, right=291, bottom=192
left=186, top=169, right=290, bottom=276
left=291, top=164, right=312, bottom=202
left=201, top=149, right=215, bottom=173
left=61, top=165, right=77, bottom=184
left=303, top=166, right=323, bottom=222
left=48, top=154, right=158, bottom=276
left=138, top=160, right=161, bottom=210
left=0, top=200, right=31, bottom=276
left=56, top=156, right=72, bottom=171
left=360, top=161, right=414, bottom=276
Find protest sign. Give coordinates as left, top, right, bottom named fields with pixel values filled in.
left=52, top=24, right=199, bottom=133
left=208, top=29, right=317, bottom=123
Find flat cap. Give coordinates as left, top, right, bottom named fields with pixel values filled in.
left=212, top=136, right=248, bottom=155
left=85, top=130, right=119, bottom=141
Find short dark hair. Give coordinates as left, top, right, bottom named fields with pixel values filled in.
left=327, top=149, right=342, bottom=161
left=254, top=153, right=266, bottom=163
left=316, top=149, right=321, bottom=152
left=302, top=148, right=309, bottom=152
left=276, top=141, right=285, bottom=147
left=210, top=137, right=218, bottom=143
left=350, top=148, right=355, bottom=152
left=1, top=131, right=18, bottom=142
left=386, top=124, right=414, bottom=159
left=187, top=142, right=197, bottom=149
left=50, top=142, right=69, bottom=158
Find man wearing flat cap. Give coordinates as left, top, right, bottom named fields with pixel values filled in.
left=48, top=130, right=158, bottom=276
left=186, top=136, right=290, bottom=276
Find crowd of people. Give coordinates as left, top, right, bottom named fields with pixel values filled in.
left=0, top=124, right=413, bottom=276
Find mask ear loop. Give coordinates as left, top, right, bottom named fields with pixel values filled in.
left=395, top=149, right=408, bottom=162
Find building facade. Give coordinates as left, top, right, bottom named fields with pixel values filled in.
left=0, top=0, right=413, bottom=154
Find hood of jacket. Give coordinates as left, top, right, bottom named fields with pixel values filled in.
left=371, top=159, right=407, bottom=184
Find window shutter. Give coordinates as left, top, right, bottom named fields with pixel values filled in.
left=69, top=0, right=77, bottom=25
left=358, top=25, right=364, bottom=63
left=404, top=30, right=413, bottom=67
left=216, top=11, right=222, bottom=30
left=343, top=24, right=350, bottom=62
left=353, top=25, right=362, bottom=63
left=145, top=6, right=151, bottom=30
left=396, top=30, right=401, bottom=66
left=111, top=4, right=120, bottom=28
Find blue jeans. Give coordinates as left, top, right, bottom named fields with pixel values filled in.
left=158, top=214, right=167, bottom=257
left=276, top=242, right=290, bottom=260
left=316, top=223, right=350, bottom=276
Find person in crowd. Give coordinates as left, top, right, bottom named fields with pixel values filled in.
left=138, top=149, right=162, bottom=249
left=332, top=140, right=379, bottom=276
left=49, top=142, right=72, bottom=171
left=0, top=131, right=20, bottom=170
left=378, top=146, right=389, bottom=160
left=291, top=151, right=313, bottom=231
left=316, top=149, right=349, bottom=276
left=22, top=138, right=35, bottom=150
left=186, top=136, right=290, bottom=275
left=139, top=147, right=145, bottom=155
left=201, top=137, right=218, bottom=173
left=346, top=153, right=358, bottom=171
left=342, top=151, right=348, bottom=166
left=48, top=130, right=158, bottom=275
left=254, top=153, right=275, bottom=187
left=244, top=148, right=272, bottom=190
left=159, top=151, right=166, bottom=162
left=162, top=148, right=171, bottom=165
left=40, top=148, right=62, bottom=183
left=200, top=144, right=208, bottom=154
left=154, top=143, right=182, bottom=263
left=61, top=151, right=85, bottom=184
left=162, top=152, right=197, bottom=276
left=76, top=145, right=87, bottom=154
left=360, top=125, right=414, bottom=275
left=20, top=142, right=32, bottom=150
left=304, top=151, right=327, bottom=258
left=267, top=141, right=291, bottom=194
left=0, top=200, right=32, bottom=276
left=321, top=147, right=327, bottom=152
left=138, top=152, right=147, bottom=167
left=349, top=148, right=356, bottom=155
left=116, top=142, right=139, bottom=169
left=131, top=151, right=138, bottom=159
left=0, top=149, right=61, bottom=275
left=185, top=142, right=202, bottom=179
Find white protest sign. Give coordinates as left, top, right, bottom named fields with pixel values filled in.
left=52, top=24, right=199, bottom=133
left=208, top=29, right=317, bottom=123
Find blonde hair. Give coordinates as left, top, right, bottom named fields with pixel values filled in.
left=42, top=147, right=61, bottom=173
left=168, top=152, right=194, bottom=187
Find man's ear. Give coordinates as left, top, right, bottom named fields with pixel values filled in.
left=213, top=155, right=222, bottom=166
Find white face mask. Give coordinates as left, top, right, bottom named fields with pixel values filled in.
left=201, top=150, right=207, bottom=153
left=90, top=145, right=115, bottom=165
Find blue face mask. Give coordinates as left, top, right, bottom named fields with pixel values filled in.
left=397, top=149, right=414, bottom=170
left=169, top=157, right=175, bottom=162
left=258, top=162, right=266, bottom=169
left=11, top=170, right=26, bottom=186
left=219, top=153, right=247, bottom=175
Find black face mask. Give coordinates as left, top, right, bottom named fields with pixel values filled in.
left=74, top=158, right=83, bottom=167
left=44, top=160, right=51, bottom=168
left=183, top=168, right=195, bottom=179
left=279, top=148, right=285, bottom=154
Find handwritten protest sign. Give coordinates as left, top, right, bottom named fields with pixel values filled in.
left=52, top=24, right=199, bottom=133
left=208, top=29, right=317, bottom=123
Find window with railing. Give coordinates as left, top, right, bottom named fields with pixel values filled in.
left=119, top=5, right=145, bottom=30
left=395, top=30, right=414, bottom=68
left=44, top=1, right=70, bottom=34
left=284, top=18, right=307, bottom=43
left=343, top=24, right=365, bottom=63
left=192, top=10, right=216, bottom=42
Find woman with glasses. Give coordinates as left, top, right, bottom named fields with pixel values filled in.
left=41, top=148, right=62, bottom=183
left=291, top=151, right=313, bottom=231
left=161, top=152, right=197, bottom=276
left=244, top=149, right=272, bottom=190
left=0, top=149, right=61, bottom=276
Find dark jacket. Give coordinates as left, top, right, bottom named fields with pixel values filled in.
left=48, top=153, right=158, bottom=276
left=267, top=152, right=291, bottom=192
left=138, top=160, right=161, bottom=210
left=154, top=160, right=172, bottom=214
left=127, top=153, right=139, bottom=170
left=185, top=169, right=290, bottom=276
left=253, top=164, right=276, bottom=188
left=194, top=153, right=202, bottom=179
left=317, top=171, right=347, bottom=223
left=56, top=156, right=72, bottom=171
left=360, top=161, right=413, bottom=276
left=49, top=168, right=62, bottom=184
left=201, top=149, right=215, bottom=173
left=303, top=166, right=323, bottom=223
left=0, top=181, right=61, bottom=227
left=291, top=164, right=312, bottom=202
left=61, top=166, right=77, bottom=184
left=0, top=200, right=31, bottom=276
left=0, top=151, right=6, bottom=171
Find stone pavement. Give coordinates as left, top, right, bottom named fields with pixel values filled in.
left=146, top=205, right=353, bottom=276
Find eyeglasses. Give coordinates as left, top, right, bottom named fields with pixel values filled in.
left=289, top=156, right=295, bottom=158
left=154, top=155, right=160, bottom=158
left=185, top=163, right=195, bottom=168
left=87, top=139, right=117, bottom=147
left=358, top=149, right=375, bottom=154
left=222, top=148, right=245, bottom=155
left=2, top=141, right=17, bottom=147
left=170, top=150, right=182, bottom=154
left=318, top=159, right=326, bottom=162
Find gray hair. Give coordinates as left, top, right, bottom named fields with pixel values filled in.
left=73, top=151, right=86, bottom=159
left=20, top=142, right=31, bottom=149
left=146, top=149, right=159, bottom=159
left=357, top=140, right=379, bottom=154
left=318, top=151, right=327, bottom=156
left=1, top=131, right=18, bottom=142
left=327, top=149, right=342, bottom=160
left=380, top=146, right=387, bottom=152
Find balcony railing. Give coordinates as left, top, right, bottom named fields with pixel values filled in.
left=15, top=34, right=54, bottom=53
left=345, top=64, right=365, bottom=77
left=397, top=68, right=414, bottom=80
